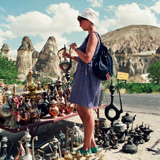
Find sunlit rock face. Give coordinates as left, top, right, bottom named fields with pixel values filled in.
left=34, top=36, right=60, bottom=78
left=16, top=36, right=35, bottom=81
left=32, top=50, right=39, bottom=68
left=101, top=25, right=160, bottom=75
left=101, top=25, right=160, bottom=54
left=1, top=43, right=10, bottom=56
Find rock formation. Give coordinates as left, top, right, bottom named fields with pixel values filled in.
left=16, top=36, right=35, bottom=81
left=32, top=50, right=39, bottom=68
left=156, top=47, right=160, bottom=55
left=101, top=25, right=160, bottom=54
left=34, top=36, right=60, bottom=78
left=1, top=43, right=10, bottom=56
left=101, top=25, right=160, bottom=75
left=12, top=25, right=160, bottom=81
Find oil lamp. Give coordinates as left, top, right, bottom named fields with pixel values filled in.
left=121, top=113, right=136, bottom=131
left=122, top=137, right=138, bottom=154
left=58, top=45, right=72, bottom=73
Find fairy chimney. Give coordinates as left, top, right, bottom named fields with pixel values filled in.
left=1, top=43, right=10, bottom=56
left=16, top=36, right=35, bottom=81
left=34, top=36, right=60, bottom=77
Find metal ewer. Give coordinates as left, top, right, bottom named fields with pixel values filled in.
left=0, top=136, right=8, bottom=160
left=22, top=128, right=32, bottom=160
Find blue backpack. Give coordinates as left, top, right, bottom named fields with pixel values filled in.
left=92, top=32, right=114, bottom=81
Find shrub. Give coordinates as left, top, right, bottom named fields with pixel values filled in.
left=147, top=61, right=160, bottom=84
left=114, top=82, right=160, bottom=94
left=0, top=55, right=18, bottom=84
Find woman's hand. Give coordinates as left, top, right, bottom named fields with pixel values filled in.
left=69, top=43, right=78, bottom=51
left=62, top=51, right=70, bottom=58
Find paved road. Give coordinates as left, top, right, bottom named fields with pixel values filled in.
left=102, top=93, right=160, bottom=115
left=18, top=89, right=160, bottom=115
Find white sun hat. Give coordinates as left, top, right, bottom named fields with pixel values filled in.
left=77, top=8, right=96, bottom=24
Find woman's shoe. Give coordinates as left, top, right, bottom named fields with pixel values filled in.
left=79, top=147, right=92, bottom=156
left=91, top=147, right=98, bottom=153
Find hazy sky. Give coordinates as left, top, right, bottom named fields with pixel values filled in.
left=0, top=0, right=160, bottom=57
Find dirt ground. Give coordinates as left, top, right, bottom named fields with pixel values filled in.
left=0, top=106, right=160, bottom=160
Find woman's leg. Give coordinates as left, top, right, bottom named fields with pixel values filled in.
left=76, top=105, right=96, bottom=150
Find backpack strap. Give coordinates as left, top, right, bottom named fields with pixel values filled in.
left=89, top=31, right=102, bottom=44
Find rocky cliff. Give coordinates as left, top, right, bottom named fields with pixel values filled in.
left=101, top=25, right=160, bottom=54
left=101, top=25, right=160, bottom=76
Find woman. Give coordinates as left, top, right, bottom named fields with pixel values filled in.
left=65, top=8, right=101, bottom=155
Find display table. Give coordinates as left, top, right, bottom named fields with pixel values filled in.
left=0, top=105, right=106, bottom=137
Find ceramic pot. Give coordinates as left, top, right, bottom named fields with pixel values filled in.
left=65, top=103, right=75, bottom=114
left=49, top=100, right=59, bottom=117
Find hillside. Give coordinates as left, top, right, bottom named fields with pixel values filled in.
left=101, top=25, right=160, bottom=54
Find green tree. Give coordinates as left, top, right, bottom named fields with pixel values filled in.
left=0, top=55, right=18, bottom=80
left=147, top=61, right=160, bottom=84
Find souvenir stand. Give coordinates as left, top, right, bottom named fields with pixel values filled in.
left=0, top=105, right=106, bottom=137
left=0, top=45, right=106, bottom=137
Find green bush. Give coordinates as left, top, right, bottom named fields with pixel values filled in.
left=0, top=55, right=19, bottom=84
left=114, top=82, right=160, bottom=94
left=3, top=79, right=22, bottom=85
left=147, top=61, right=160, bottom=84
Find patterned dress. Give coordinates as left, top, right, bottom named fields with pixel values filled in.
left=69, top=32, right=101, bottom=109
